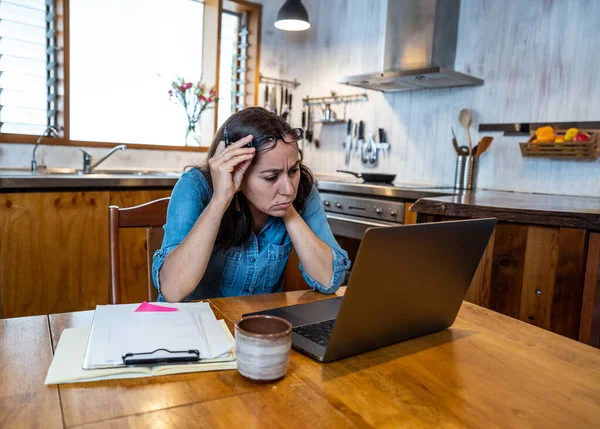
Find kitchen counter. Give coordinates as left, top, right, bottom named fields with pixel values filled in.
left=411, top=189, right=600, bottom=230
left=0, top=169, right=456, bottom=200
left=0, top=169, right=181, bottom=190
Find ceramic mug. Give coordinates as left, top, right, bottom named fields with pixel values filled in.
left=234, top=315, right=292, bottom=382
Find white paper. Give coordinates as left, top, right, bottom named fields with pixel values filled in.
left=46, top=322, right=236, bottom=385
left=83, top=302, right=233, bottom=369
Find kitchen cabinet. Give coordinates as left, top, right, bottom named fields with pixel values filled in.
left=411, top=191, right=600, bottom=345
left=464, top=222, right=587, bottom=339
left=0, top=192, right=110, bottom=318
left=580, top=233, right=600, bottom=347
left=0, top=189, right=171, bottom=318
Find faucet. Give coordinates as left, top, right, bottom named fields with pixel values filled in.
left=31, top=126, right=60, bottom=172
left=80, top=144, right=127, bottom=173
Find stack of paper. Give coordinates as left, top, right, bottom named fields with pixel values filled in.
left=45, top=302, right=237, bottom=385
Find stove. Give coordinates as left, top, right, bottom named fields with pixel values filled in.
left=314, top=173, right=455, bottom=240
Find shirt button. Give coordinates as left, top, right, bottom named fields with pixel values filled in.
left=260, top=233, right=265, bottom=238
left=250, top=257, right=256, bottom=263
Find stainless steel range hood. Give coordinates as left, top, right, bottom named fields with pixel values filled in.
left=337, top=0, right=483, bottom=92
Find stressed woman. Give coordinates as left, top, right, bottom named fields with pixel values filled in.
left=152, top=107, right=350, bottom=302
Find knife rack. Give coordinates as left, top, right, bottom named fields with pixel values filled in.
left=259, top=75, right=300, bottom=88
left=303, top=92, right=368, bottom=124
left=302, top=91, right=368, bottom=107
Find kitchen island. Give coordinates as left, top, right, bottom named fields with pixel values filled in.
left=411, top=190, right=600, bottom=348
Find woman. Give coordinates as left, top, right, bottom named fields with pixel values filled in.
left=152, top=107, right=350, bottom=302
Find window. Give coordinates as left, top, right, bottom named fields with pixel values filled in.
left=0, top=0, right=261, bottom=150
left=0, top=0, right=57, bottom=135
left=70, top=0, right=204, bottom=145
left=217, top=11, right=241, bottom=127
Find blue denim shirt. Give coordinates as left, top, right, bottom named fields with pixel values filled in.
left=152, top=168, right=350, bottom=301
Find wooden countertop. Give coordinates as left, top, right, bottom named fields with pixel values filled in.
left=411, top=189, right=600, bottom=229
left=2, top=288, right=600, bottom=428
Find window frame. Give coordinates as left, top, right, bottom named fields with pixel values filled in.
left=0, top=0, right=262, bottom=152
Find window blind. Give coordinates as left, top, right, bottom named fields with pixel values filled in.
left=0, top=0, right=57, bottom=136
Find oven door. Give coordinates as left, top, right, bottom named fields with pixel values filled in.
left=326, top=213, right=401, bottom=240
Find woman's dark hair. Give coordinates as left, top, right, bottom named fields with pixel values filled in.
left=198, top=106, right=314, bottom=251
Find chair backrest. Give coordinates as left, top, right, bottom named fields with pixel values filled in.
left=109, top=197, right=170, bottom=304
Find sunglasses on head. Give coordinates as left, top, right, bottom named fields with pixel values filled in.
left=224, top=126, right=303, bottom=152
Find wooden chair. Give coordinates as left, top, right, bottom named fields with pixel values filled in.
left=109, top=197, right=170, bottom=304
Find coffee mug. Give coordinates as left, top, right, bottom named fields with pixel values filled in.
left=234, top=315, right=292, bottom=382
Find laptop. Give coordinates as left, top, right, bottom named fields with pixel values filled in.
left=244, top=218, right=497, bottom=363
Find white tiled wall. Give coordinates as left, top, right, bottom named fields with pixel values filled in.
left=258, top=0, right=600, bottom=197
left=2, top=0, right=599, bottom=196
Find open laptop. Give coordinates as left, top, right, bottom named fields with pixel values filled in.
left=244, top=218, right=497, bottom=363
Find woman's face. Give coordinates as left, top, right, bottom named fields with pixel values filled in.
left=240, top=140, right=301, bottom=217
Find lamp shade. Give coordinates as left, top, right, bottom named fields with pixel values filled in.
left=274, top=0, right=310, bottom=31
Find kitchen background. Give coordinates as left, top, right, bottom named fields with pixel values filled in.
left=1, top=0, right=599, bottom=196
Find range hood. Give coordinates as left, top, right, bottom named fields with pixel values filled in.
left=337, top=0, right=483, bottom=92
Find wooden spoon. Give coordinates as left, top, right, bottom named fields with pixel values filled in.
left=475, top=136, right=494, bottom=157
left=459, top=109, right=473, bottom=153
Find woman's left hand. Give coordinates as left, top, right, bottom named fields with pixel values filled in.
left=282, top=204, right=299, bottom=223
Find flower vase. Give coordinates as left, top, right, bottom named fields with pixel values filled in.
left=185, top=121, right=201, bottom=147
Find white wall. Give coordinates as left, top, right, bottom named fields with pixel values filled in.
left=2, top=0, right=599, bottom=196
left=259, top=0, right=600, bottom=196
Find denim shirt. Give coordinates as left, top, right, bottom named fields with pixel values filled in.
left=152, top=168, right=350, bottom=301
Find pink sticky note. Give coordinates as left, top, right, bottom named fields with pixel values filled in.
left=134, top=301, right=179, bottom=312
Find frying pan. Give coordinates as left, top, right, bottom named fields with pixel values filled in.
left=337, top=169, right=396, bottom=183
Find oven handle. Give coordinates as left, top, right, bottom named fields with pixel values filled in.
left=325, top=213, right=400, bottom=228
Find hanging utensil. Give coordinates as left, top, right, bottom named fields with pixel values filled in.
left=264, top=84, right=270, bottom=111
left=306, top=105, right=312, bottom=142
left=367, top=131, right=377, bottom=164
left=459, top=109, right=473, bottom=154
left=272, top=87, right=278, bottom=116
left=345, top=119, right=353, bottom=165
left=353, top=122, right=359, bottom=157
left=359, top=121, right=371, bottom=164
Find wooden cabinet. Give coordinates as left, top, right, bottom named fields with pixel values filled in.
left=0, top=189, right=172, bottom=318
left=580, top=233, right=600, bottom=348
left=0, top=192, right=110, bottom=318
left=423, top=215, right=590, bottom=341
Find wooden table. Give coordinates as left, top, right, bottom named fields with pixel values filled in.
left=2, top=288, right=600, bottom=428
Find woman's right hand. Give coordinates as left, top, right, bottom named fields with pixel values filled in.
left=208, top=135, right=255, bottom=207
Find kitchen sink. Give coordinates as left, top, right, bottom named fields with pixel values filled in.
left=0, top=168, right=182, bottom=177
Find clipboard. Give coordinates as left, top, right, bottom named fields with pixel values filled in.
left=83, top=303, right=233, bottom=370
left=122, top=348, right=200, bottom=365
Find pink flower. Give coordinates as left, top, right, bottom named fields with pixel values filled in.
left=207, top=97, right=213, bottom=103
left=179, top=85, right=185, bottom=92
left=209, top=88, right=216, bottom=95
left=186, top=82, right=192, bottom=89
left=199, top=94, right=207, bottom=102
left=168, top=90, right=173, bottom=96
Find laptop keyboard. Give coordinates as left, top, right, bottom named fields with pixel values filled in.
left=293, top=319, right=336, bottom=347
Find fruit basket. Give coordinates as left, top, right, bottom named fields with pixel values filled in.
left=519, top=127, right=599, bottom=160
